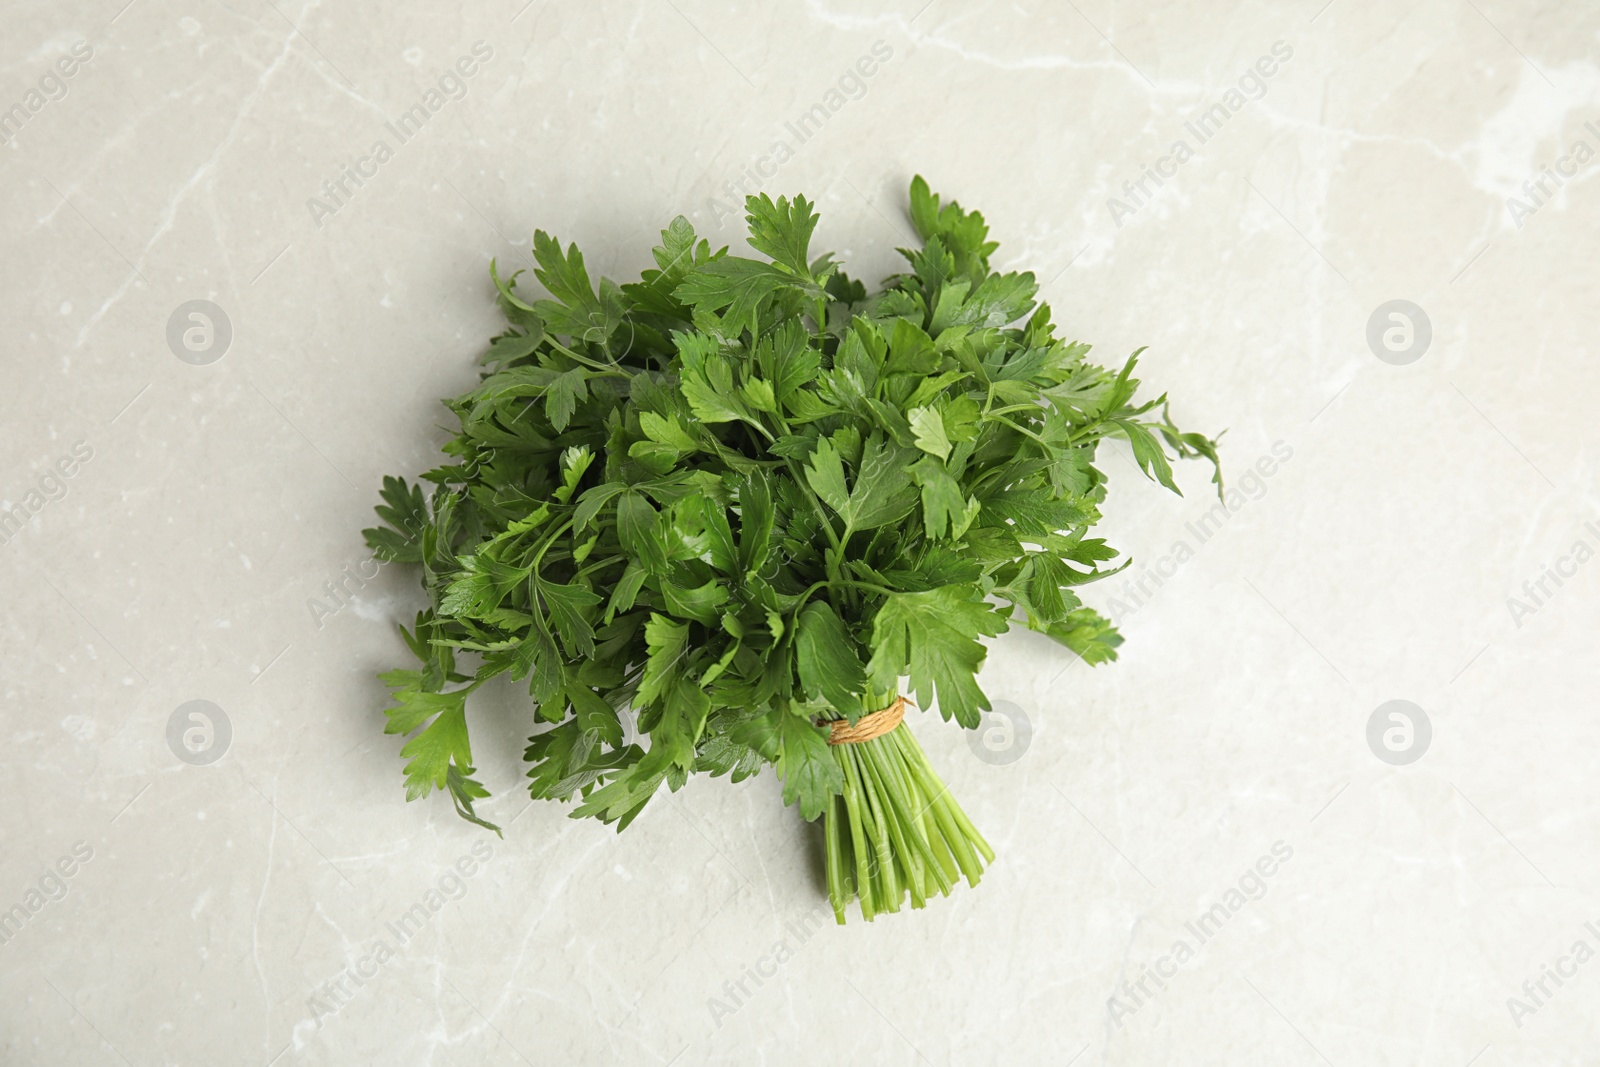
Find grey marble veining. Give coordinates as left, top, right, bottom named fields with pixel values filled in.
left=2, top=1, right=1597, bottom=1063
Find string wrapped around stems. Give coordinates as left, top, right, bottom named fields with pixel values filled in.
left=819, top=697, right=995, bottom=923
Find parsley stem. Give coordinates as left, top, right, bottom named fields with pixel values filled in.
left=987, top=402, right=1052, bottom=418
left=546, top=338, right=636, bottom=377
left=825, top=793, right=849, bottom=924
left=988, top=412, right=1050, bottom=446
left=782, top=457, right=845, bottom=551
left=574, top=554, right=627, bottom=580
left=831, top=578, right=895, bottom=599
left=823, top=705, right=991, bottom=921
left=531, top=518, right=575, bottom=567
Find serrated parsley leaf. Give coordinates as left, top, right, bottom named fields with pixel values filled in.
left=1111, top=418, right=1180, bottom=494
left=796, top=601, right=866, bottom=718
left=532, top=230, right=625, bottom=344
left=616, top=490, right=669, bottom=573
left=908, top=405, right=952, bottom=460
left=380, top=670, right=476, bottom=801
left=910, top=457, right=980, bottom=540
left=545, top=368, right=589, bottom=432
left=363, top=475, right=427, bottom=562
left=743, top=193, right=822, bottom=278
left=538, top=578, right=600, bottom=657
left=637, top=613, right=689, bottom=706
left=866, top=586, right=1008, bottom=728
left=675, top=258, right=806, bottom=338
left=776, top=709, right=843, bottom=820
left=1030, top=607, right=1123, bottom=665
left=803, top=435, right=850, bottom=514
left=843, top=435, right=922, bottom=530
left=756, top=318, right=820, bottom=400
left=440, top=555, right=530, bottom=618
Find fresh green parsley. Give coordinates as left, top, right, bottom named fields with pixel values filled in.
left=365, top=177, right=1220, bottom=921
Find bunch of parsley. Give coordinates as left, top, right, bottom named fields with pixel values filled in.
left=365, top=177, right=1219, bottom=922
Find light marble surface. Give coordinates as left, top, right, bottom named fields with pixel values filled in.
left=3, top=1, right=1598, bottom=1063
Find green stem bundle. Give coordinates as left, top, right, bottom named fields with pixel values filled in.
left=821, top=710, right=994, bottom=924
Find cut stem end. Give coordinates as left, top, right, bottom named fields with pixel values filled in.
left=820, top=710, right=992, bottom=923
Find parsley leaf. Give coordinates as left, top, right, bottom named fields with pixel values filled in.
left=775, top=709, right=843, bottom=820
left=796, top=601, right=867, bottom=718
left=866, top=587, right=1008, bottom=728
